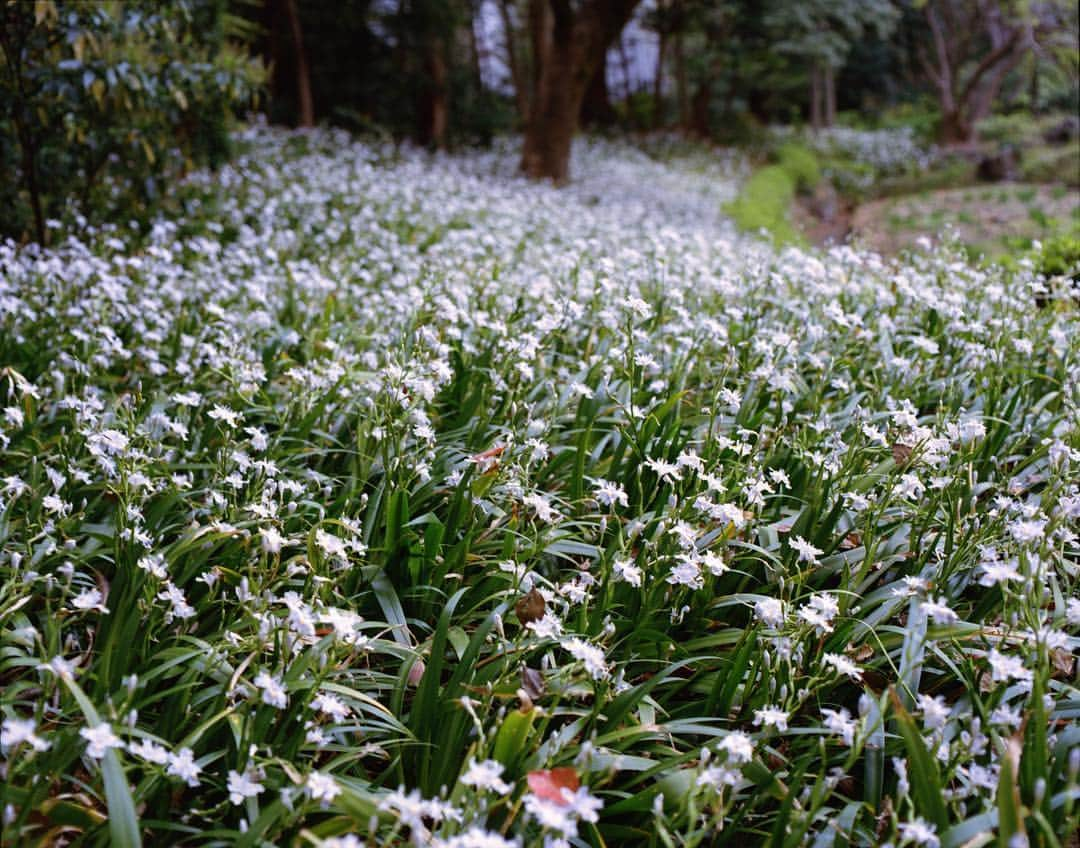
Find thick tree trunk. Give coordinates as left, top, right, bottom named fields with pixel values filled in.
left=581, top=58, right=616, bottom=128
left=938, top=108, right=975, bottom=146
left=690, top=79, right=711, bottom=137
left=498, top=0, right=529, bottom=122
left=520, top=0, right=641, bottom=182
left=521, top=36, right=581, bottom=181
left=418, top=41, right=449, bottom=149
left=283, top=0, right=314, bottom=127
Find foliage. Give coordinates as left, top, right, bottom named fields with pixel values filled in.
left=776, top=142, right=821, bottom=191
left=724, top=165, right=799, bottom=242
left=0, top=0, right=264, bottom=244
left=1031, top=233, right=1080, bottom=278
left=4, top=127, right=1077, bottom=847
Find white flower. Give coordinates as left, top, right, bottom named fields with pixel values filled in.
left=37, top=655, right=79, bottom=679
left=917, top=694, right=950, bottom=730
left=1, top=717, right=49, bottom=752
left=753, top=705, right=789, bottom=732
left=80, top=724, right=122, bottom=759
left=822, top=652, right=862, bottom=680
left=754, top=597, right=786, bottom=628
left=593, top=479, right=628, bottom=508
left=260, top=526, right=285, bottom=554
left=979, top=557, right=1021, bottom=586
left=667, top=558, right=703, bottom=589
left=526, top=612, right=563, bottom=640
left=899, top=817, right=939, bottom=847
left=644, top=457, right=681, bottom=483
left=254, top=671, right=288, bottom=708
left=433, top=827, right=518, bottom=848
left=920, top=596, right=958, bottom=625
left=718, top=731, right=754, bottom=764
left=789, top=535, right=823, bottom=564
left=460, top=758, right=512, bottom=794
left=305, top=771, right=341, bottom=805
left=821, top=708, right=856, bottom=746
left=612, top=556, right=642, bottom=587
left=561, top=785, right=603, bottom=822
left=227, top=770, right=265, bottom=805
left=562, top=637, right=609, bottom=680
left=166, top=747, right=202, bottom=787
left=128, top=738, right=170, bottom=764
left=524, top=793, right=577, bottom=838
left=798, top=593, right=839, bottom=634
left=986, top=649, right=1033, bottom=685
left=71, top=587, right=109, bottom=613
left=1009, top=518, right=1046, bottom=544
left=311, top=692, right=351, bottom=721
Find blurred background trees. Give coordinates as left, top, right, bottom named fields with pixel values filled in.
left=2, top=0, right=1077, bottom=240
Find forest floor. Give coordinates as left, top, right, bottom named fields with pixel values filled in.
left=850, top=182, right=1080, bottom=257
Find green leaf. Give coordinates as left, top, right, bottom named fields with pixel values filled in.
left=62, top=676, right=142, bottom=848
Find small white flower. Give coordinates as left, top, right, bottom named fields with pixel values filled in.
left=80, top=724, right=122, bottom=759
left=305, top=771, right=340, bottom=805
left=1, top=717, right=50, bottom=752
left=789, top=535, right=823, bottom=565
left=612, top=556, right=643, bottom=587
left=253, top=671, right=288, bottom=708
left=754, top=597, right=786, bottom=628
left=227, top=770, right=265, bottom=805
left=753, top=705, right=789, bottom=732
left=166, top=747, right=202, bottom=787
left=460, top=758, right=512, bottom=794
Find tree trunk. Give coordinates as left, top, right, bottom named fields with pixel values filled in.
left=823, top=64, right=836, bottom=127
left=283, top=0, right=314, bottom=127
left=690, top=79, right=711, bottom=136
left=418, top=40, right=449, bottom=149
left=674, top=21, right=688, bottom=129
left=653, top=24, right=666, bottom=129
left=809, top=63, right=823, bottom=130
left=498, top=0, right=529, bottom=122
left=521, top=0, right=641, bottom=182
left=938, top=109, right=974, bottom=146
left=581, top=57, right=616, bottom=128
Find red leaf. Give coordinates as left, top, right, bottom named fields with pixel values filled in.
left=527, top=768, right=579, bottom=805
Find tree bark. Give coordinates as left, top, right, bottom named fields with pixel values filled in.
left=580, top=57, right=616, bottom=128
left=809, top=63, right=823, bottom=130
left=823, top=64, right=836, bottom=127
left=283, top=0, right=314, bottom=127
left=920, top=0, right=1035, bottom=146
left=498, top=0, right=529, bottom=122
left=673, top=13, right=688, bottom=129
left=520, top=0, right=641, bottom=182
left=418, top=38, right=449, bottom=149
left=653, top=17, right=666, bottom=129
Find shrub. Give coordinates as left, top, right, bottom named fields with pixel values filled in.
left=776, top=143, right=821, bottom=192
left=724, top=164, right=799, bottom=243
left=0, top=0, right=264, bottom=244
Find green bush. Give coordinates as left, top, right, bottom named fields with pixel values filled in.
left=1021, top=141, right=1080, bottom=186
left=775, top=143, right=821, bottom=192
left=724, top=165, right=799, bottom=243
left=1033, top=234, right=1080, bottom=278
left=0, top=0, right=264, bottom=244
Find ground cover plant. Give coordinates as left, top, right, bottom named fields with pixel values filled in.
left=1, top=126, right=1079, bottom=847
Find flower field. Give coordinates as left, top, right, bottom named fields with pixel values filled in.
left=1, top=127, right=1078, bottom=847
